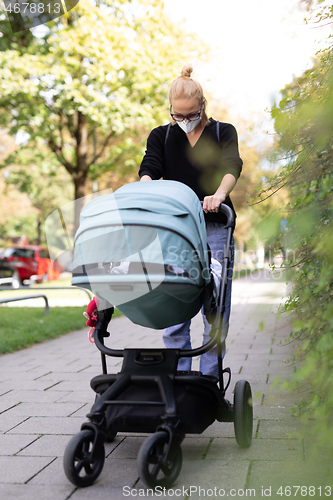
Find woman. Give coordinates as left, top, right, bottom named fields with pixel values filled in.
left=139, top=65, right=243, bottom=377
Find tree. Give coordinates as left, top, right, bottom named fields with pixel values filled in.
left=0, top=0, right=206, bottom=229
left=208, top=100, right=287, bottom=261
left=4, top=141, right=73, bottom=243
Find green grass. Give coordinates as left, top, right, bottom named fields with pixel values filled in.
left=0, top=306, right=122, bottom=355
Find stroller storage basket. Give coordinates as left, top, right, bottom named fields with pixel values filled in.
left=72, top=180, right=211, bottom=329
left=91, top=371, right=228, bottom=435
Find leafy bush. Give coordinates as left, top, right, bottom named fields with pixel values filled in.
left=270, top=5, right=333, bottom=452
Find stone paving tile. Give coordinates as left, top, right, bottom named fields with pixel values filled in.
left=45, top=380, right=94, bottom=392
left=16, top=434, right=76, bottom=457
left=0, top=389, right=72, bottom=404
left=206, top=437, right=303, bottom=461
left=54, top=390, right=94, bottom=403
left=33, top=372, right=94, bottom=382
left=0, top=433, right=41, bottom=456
left=24, top=441, right=133, bottom=485
left=178, top=437, right=212, bottom=460
left=0, top=379, right=66, bottom=392
left=0, top=455, right=55, bottom=483
left=3, top=402, right=86, bottom=417
left=266, top=359, right=296, bottom=370
left=191, top=420, right=235, bottom=439
left=70, top=485, right=136, bottom=500
left=0, top=370, right=53, bottom=382
left=256, top=418, right=307, bottom=440
left=67, top=404, right=93, bottom=418
left=264, top=390, right=301, bottom=406
left=249, top=459, right=333, bottom=491
left=108, top=436, right=147, bottom=459
left=142, top=458, right=251, bottom=493
left=70, top=456, right=141, bottom=489
left=28, top=456, right=72, bottom=485
left=30, top=453, right=135, bottom=488
left=252, top=404, right=295, bottom=420
left=0, top=483, right=74, bottom=500
left=246, top=352, right=296, bottom=363
left=224, top=351, right=248, bottom=359
left=0, top=399, right=21, bottom=413
left=0, top=413, right=32, bottom=433
left=7, top=416, right=86, bottom=435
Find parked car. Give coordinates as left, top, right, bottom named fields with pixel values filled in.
left=0, top=245, right=63, bottom=285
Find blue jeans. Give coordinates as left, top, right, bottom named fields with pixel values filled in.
left=163, top=222, right=234, bottom=377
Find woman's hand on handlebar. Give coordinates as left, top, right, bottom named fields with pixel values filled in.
left=203, top=193, right=226, bottom=213
left=203, top=174, right=237, bottom=213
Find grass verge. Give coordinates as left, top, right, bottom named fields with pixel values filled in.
left=0, top=306, right=122, bottom=355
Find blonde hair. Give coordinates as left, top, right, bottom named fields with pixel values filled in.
left=169, top=65, right=208, bottom=126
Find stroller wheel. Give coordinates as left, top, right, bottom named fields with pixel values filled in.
left=233, top=380, right=253, bottom=448
left=137, top=431, right=182, bottom=488
left=63, top=430, right=105, bottom=487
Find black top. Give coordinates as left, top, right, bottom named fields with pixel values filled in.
left=139, top=118, right=243, bottom=224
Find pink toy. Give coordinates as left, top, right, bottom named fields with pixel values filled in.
left=83, top=297, right=100, bottom=343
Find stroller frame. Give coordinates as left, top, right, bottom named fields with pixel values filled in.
left=63, top=204, right=253, bottom=489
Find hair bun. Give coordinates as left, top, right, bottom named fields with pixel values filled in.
left=180, top=65, right=193, bottom=78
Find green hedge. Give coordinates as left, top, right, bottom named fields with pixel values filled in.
left=270, top=23, right=333, bottom=452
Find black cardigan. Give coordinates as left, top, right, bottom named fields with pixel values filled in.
left=139, top=118, right=243, bottom=224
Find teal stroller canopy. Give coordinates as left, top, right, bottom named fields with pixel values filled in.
left=72, top=180, right=211, bottom=329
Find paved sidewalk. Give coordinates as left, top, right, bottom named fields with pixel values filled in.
left=0, top=271, right=332, bottom=499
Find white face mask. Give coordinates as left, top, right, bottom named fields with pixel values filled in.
left=177, top=116, right=201, bottom=134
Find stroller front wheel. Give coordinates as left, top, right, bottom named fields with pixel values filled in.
left=63, top=430, right=105, bottom=487
left=233, top=380, right=253, bottom=448
left=137, top=431, right=182, bottom=488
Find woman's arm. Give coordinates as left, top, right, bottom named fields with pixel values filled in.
left=203, top=173, right=237, bottom=213
left=140, top=175, right=152, bottom=181
left=138, top=127, right=165, bottom=180
left=203, top=123, right=242, bottom=213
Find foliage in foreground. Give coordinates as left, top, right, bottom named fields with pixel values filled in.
left=269, top=1, right=333, bottom=451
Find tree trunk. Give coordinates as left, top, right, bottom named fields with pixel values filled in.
left=73, top=175, right=88, bottom=233
left=37, top=217, right=42, bottom=245
left=73, top=111, right=89, bottom=232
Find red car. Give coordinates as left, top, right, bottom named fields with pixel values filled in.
left=0, top=245, right=63, bottom=285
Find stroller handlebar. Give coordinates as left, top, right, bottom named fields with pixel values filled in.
left=201, top=202, right=235, bottom=228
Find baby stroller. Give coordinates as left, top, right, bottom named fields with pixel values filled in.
left=63, top=180, right=253, bottom=488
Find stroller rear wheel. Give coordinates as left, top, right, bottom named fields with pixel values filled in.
left=137, top=431, right=182, bottom=488
left=63, top=430, right=105, bottom=487
left=233, top=380, right=253, bottom=448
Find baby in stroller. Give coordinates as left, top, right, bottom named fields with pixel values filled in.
left=63, top=180, right=253, bottom=489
